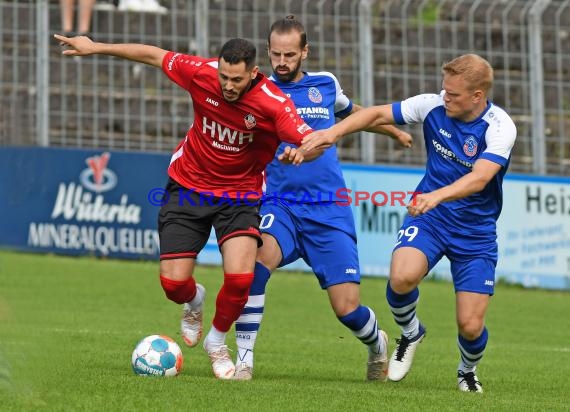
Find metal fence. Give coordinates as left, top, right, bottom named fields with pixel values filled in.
left=1, top=0, right=569, bottom=175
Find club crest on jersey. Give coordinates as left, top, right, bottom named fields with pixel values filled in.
left=244, top=113, right=256, bottom=129
left=463, top=136, right=478, bottom=157
left=308, top=87, right=322, bottom=104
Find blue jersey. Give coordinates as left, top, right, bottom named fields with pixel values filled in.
left=393, top=92, right=517, bottom=234
left=264, top=72, right=353, bottom=203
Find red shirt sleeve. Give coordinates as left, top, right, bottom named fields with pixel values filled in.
left=258, top=81, right=312, bottom=146
left=161, top=51, right=213, bottom=91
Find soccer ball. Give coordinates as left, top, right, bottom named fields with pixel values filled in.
left=131, top=335, right=184, bottom=376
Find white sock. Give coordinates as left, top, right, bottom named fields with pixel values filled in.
left=204, top=326, right=226, bottom=349
left=377, top=331, right=387, bottom=354
left=458, top=360, right=476, bottom=374
left=402, top=317, right=420, bottom=339
left=188, top=284, right=205, bottom=308
left=237, top=348, right=254, bottom=367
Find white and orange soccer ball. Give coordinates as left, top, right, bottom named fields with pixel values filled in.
left=131, top=335, right=183, bottom=376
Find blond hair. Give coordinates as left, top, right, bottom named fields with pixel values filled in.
left=442, top=54, right=494, bottom=93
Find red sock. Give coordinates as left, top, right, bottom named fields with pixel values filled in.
left=212, top=273, right=254, bottom=332
left=159, top=275, right=197, bottom=304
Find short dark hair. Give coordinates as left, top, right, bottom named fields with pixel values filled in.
left=218, top=38, right=257, bottom=70
left=268, top=15, right=307, bottom=48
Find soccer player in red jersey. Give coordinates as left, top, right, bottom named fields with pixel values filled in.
left=55, top=34, right=315, bottom=379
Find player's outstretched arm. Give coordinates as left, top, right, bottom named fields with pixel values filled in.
left=350, top=104, right=413, bottom=148
left=301, top=104, right=394, bottom=151
left=369, top=124, right=413, bottom=148
left=54, top=34, right=167, bottom=68
left=407, top=158, right=502, bottom=217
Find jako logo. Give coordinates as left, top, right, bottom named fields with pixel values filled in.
left=206, top=97, right=219, bottom=107
left=79, top=152, right=117, bottom=193
left=439, top=128, right=452, bottom=138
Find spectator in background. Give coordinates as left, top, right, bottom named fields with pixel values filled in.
left=118, top=0, right=167, bottom=14
left=59, top=0, right=96, bottom=36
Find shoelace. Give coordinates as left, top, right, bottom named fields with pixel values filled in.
left=459, top=372, right=482, bottom=391
left=394, top=336, right=411, bottom=361
left=208, top=345, right=232, bottom=363
left=183, top=307, right=202, bottom=324
left=234, top=363, right=253, bottom=379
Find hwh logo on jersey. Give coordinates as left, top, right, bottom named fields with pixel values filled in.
left=202, top=117, right=254, bottom=146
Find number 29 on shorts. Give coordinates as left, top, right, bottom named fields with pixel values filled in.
left=395, top=225, right=419, bottom=247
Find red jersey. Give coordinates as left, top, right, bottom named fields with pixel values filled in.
left=161, top=51, right=312, bottom=198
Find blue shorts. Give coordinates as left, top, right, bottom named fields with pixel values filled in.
left=259, top=201, right=360, bottom=289
left=393, top=214, right=498, bottom=295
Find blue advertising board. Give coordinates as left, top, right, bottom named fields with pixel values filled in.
left=0, top=147, right=169, bottom=259
left=340, top=165, right=570, bottom=290
left=1, top=147, right=569, bottom=290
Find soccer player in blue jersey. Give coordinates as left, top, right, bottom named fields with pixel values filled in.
left=303, top=54, right=517, bottom=392
left=233, top=15, right=413, bottom=381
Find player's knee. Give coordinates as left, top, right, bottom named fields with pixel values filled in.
left=331, top=298, right=359, bottom=317
left=224, top=273, right=254, bottom=303
left=328, top=283, right=360, bottom=317
left=160, top=274, right=197, bottom=304
left=457, top=318, right=484, bottom=340
left=256, top=250, right=280, bottom=271
left=255, top=235, right=282, bottom=270
left=389, top=274, right=419, bottom=294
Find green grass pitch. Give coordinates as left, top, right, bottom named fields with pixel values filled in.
left=0, top=250, right=568, bottom=411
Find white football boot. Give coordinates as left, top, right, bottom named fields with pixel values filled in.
left=388, top=323, right=426, bottom=381
left=180, top=284, right=205, bottom=347
left=204, top=342, right=235, bottom=380
left=457, top=370, right=483, bottom=393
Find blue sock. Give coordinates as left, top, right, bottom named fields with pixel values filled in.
left=338, top=305, right=384, bottom=354
left=458, top=327, right=488, bottom=373
left=386, top=283, right=420, bottom=338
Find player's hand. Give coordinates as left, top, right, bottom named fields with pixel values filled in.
left=54, top=34, right=97, bottom=56
left=278, top=146, right=304, bottom=165
left=300, top=130, right=339, bottom=152
left=395, top=131, right=413, bottom=148
left=407, top=192, right=440, bottom=217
